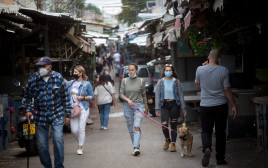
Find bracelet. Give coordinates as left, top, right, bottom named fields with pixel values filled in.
left=84, top=96, right=86, bottom=100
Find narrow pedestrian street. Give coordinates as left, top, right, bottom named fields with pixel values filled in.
left=0, top=70, right=267, bottom=168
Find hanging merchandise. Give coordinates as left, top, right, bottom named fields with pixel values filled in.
left=168, top=29, right=177, bottom=42
left=184, top=11, right=191, bottom=31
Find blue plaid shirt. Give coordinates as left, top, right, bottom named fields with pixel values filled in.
left=24, top=70, right=72, bottom=125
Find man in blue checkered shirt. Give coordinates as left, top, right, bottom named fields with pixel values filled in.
left=24, top=56, right=71, bottom=168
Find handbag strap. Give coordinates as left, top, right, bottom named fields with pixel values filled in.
left=102, top=83, right=112, bottom=96
left=79, top=82, right=85, bottom=96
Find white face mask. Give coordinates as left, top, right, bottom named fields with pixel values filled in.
left=39, top=68, right=49, bottom=77
left=128, top=73, right=137, bottom=78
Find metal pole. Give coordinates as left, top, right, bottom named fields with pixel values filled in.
left=27, top=119, right=30, bottom=168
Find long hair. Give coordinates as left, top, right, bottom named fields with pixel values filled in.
left=161, top=64, right=179, bottom=79
left=128, top=63, right=138, bottom=70
left=95, top=74, right=109, bottom=87
left=74, top=65, right=88, bottom=81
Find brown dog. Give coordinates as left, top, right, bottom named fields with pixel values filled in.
left=178, top=123, right=193, bottom=157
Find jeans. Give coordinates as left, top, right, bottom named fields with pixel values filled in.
left=98, top=103, right=111, bottom=127
left=36, top=119, right=65, bottom=168
left=123, top=102, right=145, bottom=149
left=70, top=108, right=89, bottom=146
left=161, top=100, right=180, bottom=142
left=200, top=103, right=228, bottom=160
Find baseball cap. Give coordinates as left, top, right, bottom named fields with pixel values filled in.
left=36, top=57, right=52, bottom=66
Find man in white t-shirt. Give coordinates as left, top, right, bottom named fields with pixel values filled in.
left=113, top=52, right=121, bottom=67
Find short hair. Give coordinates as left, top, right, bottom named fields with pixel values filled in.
left=209, top=49, right=220, bottom=60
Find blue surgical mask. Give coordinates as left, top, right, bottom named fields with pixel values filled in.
left=165, top=72, right=172, bottom=78
left=128, top=73, right=137, bottom=78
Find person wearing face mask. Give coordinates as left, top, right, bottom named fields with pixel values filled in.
left=67, top=65, right=94, bottom=155
left=155, top=64, right=187, bottom=152
left=119, top=63, right=148, bottom=156
left=24, top=56, right=72, bottom=168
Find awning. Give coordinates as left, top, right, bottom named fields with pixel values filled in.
left=0, top=4, right=32, bottom=33
left=19, top=7, right=81, bottom=23
left=129, top=33, right=150, bottom=46
left=138, top=13, right=164, bottom=20
left=162, top=13, right=176, bottom=26
left=76, top=36, right=96, bottom=53
left=66, top=32, right=95, bottom=53
left=153, top=32, right=164, bottom=48
left=93, top=38, right=107, bottom=46
left=83, top=31, right=109, bottom=38
left=138, top=15, right=163, bottom=29
left=147, top=56, right=171, bottom=66
left=127, top=28, right=139, bottom=35
left=154, top=55, right=171, bottom=65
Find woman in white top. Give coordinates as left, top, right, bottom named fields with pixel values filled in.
left=67, top=65, right=94, bottom=155
left=94, top=74, right=116, bottom=130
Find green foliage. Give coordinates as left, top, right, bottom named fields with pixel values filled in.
left=117, top=0, right=147, bottom=26
left=187, top=10, right=227, bottom=56
left=85, top=3, right=101, bottom=14
left=188, top=28, right=209, bottom=56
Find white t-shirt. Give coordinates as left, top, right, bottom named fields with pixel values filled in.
left=42, top=77, right=50, bottom=82
left=94, top=82, right=115, bottom=105
left=113, top=53, right=121, bottom=62
left=70, top=81, right=85, bottom=109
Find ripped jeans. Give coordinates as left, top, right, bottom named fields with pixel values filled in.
left=123, top=102, right=145, bottom=149
left=161, top=100, right=180, bottom=143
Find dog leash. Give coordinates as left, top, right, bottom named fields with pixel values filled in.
left=131, top=104, right=179, bottom=133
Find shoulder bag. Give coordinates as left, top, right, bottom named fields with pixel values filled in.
left=71, top=82, right=85, bottom=118
left=102, top=83, right=113, bottom=105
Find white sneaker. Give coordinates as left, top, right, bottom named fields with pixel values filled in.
left=103, top=127, right=108, bottom=130
left=86, top=118, right=94, bottom=125
left=100, top=126, right=104, bottom=130
left=77, top=149, right=83, bottom=155
left=132, top=148, right=140, bottom=156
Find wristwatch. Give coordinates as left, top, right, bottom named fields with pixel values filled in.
left=84, top=96, right=86, bottom=100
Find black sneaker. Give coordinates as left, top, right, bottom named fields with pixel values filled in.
left=217, top=159, right=227, bottom=165
left=132, top=148, right=140, bottom=156
left=202, top=148, right=211, bottom=167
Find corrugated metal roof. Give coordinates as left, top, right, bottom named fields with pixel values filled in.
left=0, top=4, right=31, bottom=21
left=19, top=7, right=81, bottom=22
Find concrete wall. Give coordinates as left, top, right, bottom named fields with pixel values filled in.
left=175, top=56, right=206, bottom=82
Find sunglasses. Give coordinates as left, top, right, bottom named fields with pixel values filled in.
left=165, top=64, right=173, bottom=67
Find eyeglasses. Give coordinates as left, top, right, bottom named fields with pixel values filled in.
left=165, top=64, right=173, bottom=67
